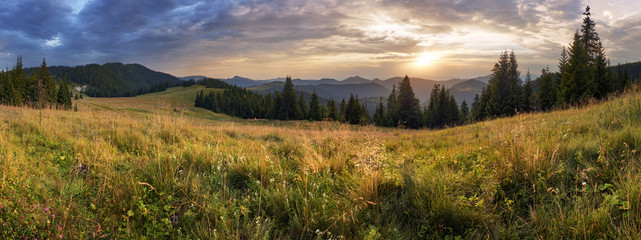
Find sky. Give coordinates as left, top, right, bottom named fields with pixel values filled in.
left=1, top=0, right=640, bottom=80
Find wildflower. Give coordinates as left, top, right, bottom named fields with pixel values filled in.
left=582, top=181, right=587, bottom=186
left=51, top=214, right=55, bottom=218
left=58, top=225, right=62, bottom=230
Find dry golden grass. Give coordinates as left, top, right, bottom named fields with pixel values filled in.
left=0, top=85, right=640, bottom=239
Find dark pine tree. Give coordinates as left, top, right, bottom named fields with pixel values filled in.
left=281, top=76, right=302, bottom=120
left=325, top=99, right=338, bottom=121
left=537, top=68, right=556, bottom=111
left=396, top=75, right=422, bottom=129
left=298, top=93, right=308, bottom=120
left=57, top=78, right=72, bottom=109
left=459, top=100, right=469, bottom=124
left=386, top=84, right=398, bottom=126
left=373, top=97, right=386, bottom=126
left=558, top=32, right=591, bottom=106
left=339, top=98, right=347, bottom=122
left=308, top=91, right=322, bottom=121
left=521, top=69, right=535, bottom=112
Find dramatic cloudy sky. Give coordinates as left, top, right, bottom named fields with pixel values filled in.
left=1, top=0, right=640, bottom=80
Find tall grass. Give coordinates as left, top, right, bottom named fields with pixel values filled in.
left=0, top=86, right=640, bottom=239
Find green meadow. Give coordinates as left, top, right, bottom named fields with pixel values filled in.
left=1, top=85, right=640, bottom=239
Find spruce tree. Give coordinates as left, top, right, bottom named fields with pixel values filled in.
left=325, top=99, right=337, bottom=121
left=339, top=98, right=346, bottom=122
left=396, top=75, right=421, bottom=129
left=459, top=100, right=469, bottom=124
left=386, top=84, right=398, bottom=126
left=483, top=51, right=521, bottom=117
left=308, top=91, right=322, bottom=121
left=521, top=69, right=535, bottom=112
left=10, top=56, right=25, bottom=105
left=57, top=78, right=72, bottom=109
left=299, top=93, right=308, bottom=120
left=558, top=32, right=591, bottom=106
left=345, top=94, right=360, bottom=124
left=0, top=70, right=8, bottom=104
left=537, top=68, right=556, bottom=111
left=471, top=94, right=481, bottom=122
left=281, top=76, right=301, bottom=120
left=446, top=93, right=459, bottom=126
left=39, top=58, right=57, bottom=107
left=373, top=97, right=386, bottom=126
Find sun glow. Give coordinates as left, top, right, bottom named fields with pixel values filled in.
left=414, top=52, right=440, bottom=66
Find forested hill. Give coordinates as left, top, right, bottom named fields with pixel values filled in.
left=26, top=63, right=182, bottom=97
left=611, top=61, right=641, bottom=82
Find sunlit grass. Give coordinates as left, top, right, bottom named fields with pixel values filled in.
left=1, top=85, right=640, bottom=238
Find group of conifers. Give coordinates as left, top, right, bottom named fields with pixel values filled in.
left=0, top=57, right=72, bottom=110
left=197, top=7, right=636, bottom=129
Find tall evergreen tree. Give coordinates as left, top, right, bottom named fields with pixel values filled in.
left=39, top=58, right=57, bottom=107
left=558, top=32, right=591, bottom=106
left=396, top=75, right=422, bottom=129
left=325, top=99, right=338, bottom=121
left=10, top=56, right=25, bottom=105
left=459, top=100, right=469, bottom=124
left=57, top=78, right=72, bottom=109
left=471, top=94, right=482, bottom=121
left=373, top=97, right=386, bottom=126
left=537, top=68, right=556, bottom=111
left=308, top=91, right=322, bottom=121
left=345, top=94, right=361, bottom=124
left=281, top=76, right=302, bottom=120
left=339, top=98, right=346, bottom=122
left=386, top=84, right=398, bottom=126
left=482, top=51, right=522, bottom=117
left=298, top=93, right=308, bottom=120
left=424, top=84, right=459, bottom=128
left=0, top=70, right=8, bottom=104
left=521, top=69, right=535, bottom=112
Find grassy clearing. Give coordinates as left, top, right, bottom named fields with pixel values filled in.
left=0, top=86, right=640, bottom=239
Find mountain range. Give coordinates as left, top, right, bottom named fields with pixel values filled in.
left=215, top=75, right=491, bottom=108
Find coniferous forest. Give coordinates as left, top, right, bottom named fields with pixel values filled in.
left=0, top=57, right=72, bottom=109
left=196, top=6, right=638, bottom=130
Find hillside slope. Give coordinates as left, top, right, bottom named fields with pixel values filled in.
left=34, top=63, right=182, bottom=97
left=1, top=86, right=640, bottom=239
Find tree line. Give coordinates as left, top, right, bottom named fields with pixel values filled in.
left=471, top=6, right=636, bottom=121
left=195, top=77, right=369, bottom=124
left=0, top=57, right=72, bottom=109
left=196, top=6, right=637, bottom=129
left=33, top=63, right=183, bottom=97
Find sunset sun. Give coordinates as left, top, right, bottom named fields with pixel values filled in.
left=414, top=52, right=440, bottom=66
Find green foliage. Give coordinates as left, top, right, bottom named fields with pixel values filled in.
left=459, top=100, right=469, bottom=124
left=308, top=91, right=322, bottom=121
left=325, top=98, right=338, bottom=121
left=558, top=32, right=592, bottom=106
left=537, top=68, right=557, bottom=111
left=29, top=63, right=183, bottom=97
left=282, top=76, right=302, bottom=120
left=396, top=76, right=422, bottom=129
left=475, top=51, right=526, bottom=119
left=373, top=97, right=387, bottom=126
left=424, top=84, right=459, bottom=128
left=521, top=70, right=536, bottom=112
left=0, top=57, right=72, bottom=110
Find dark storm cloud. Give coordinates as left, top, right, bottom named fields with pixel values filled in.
left=0, top=0, right=352, bottom=66
left=380, top=0, right=583, bottom=33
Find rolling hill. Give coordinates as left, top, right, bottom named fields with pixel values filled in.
left=449, top=79, right=487, bottom=105
left=2, top=83, right=640, bottom=238
left=32, top=63, right=182, bottom=97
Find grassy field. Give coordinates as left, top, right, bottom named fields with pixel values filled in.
left=1, top=85, right=640, bottom=239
